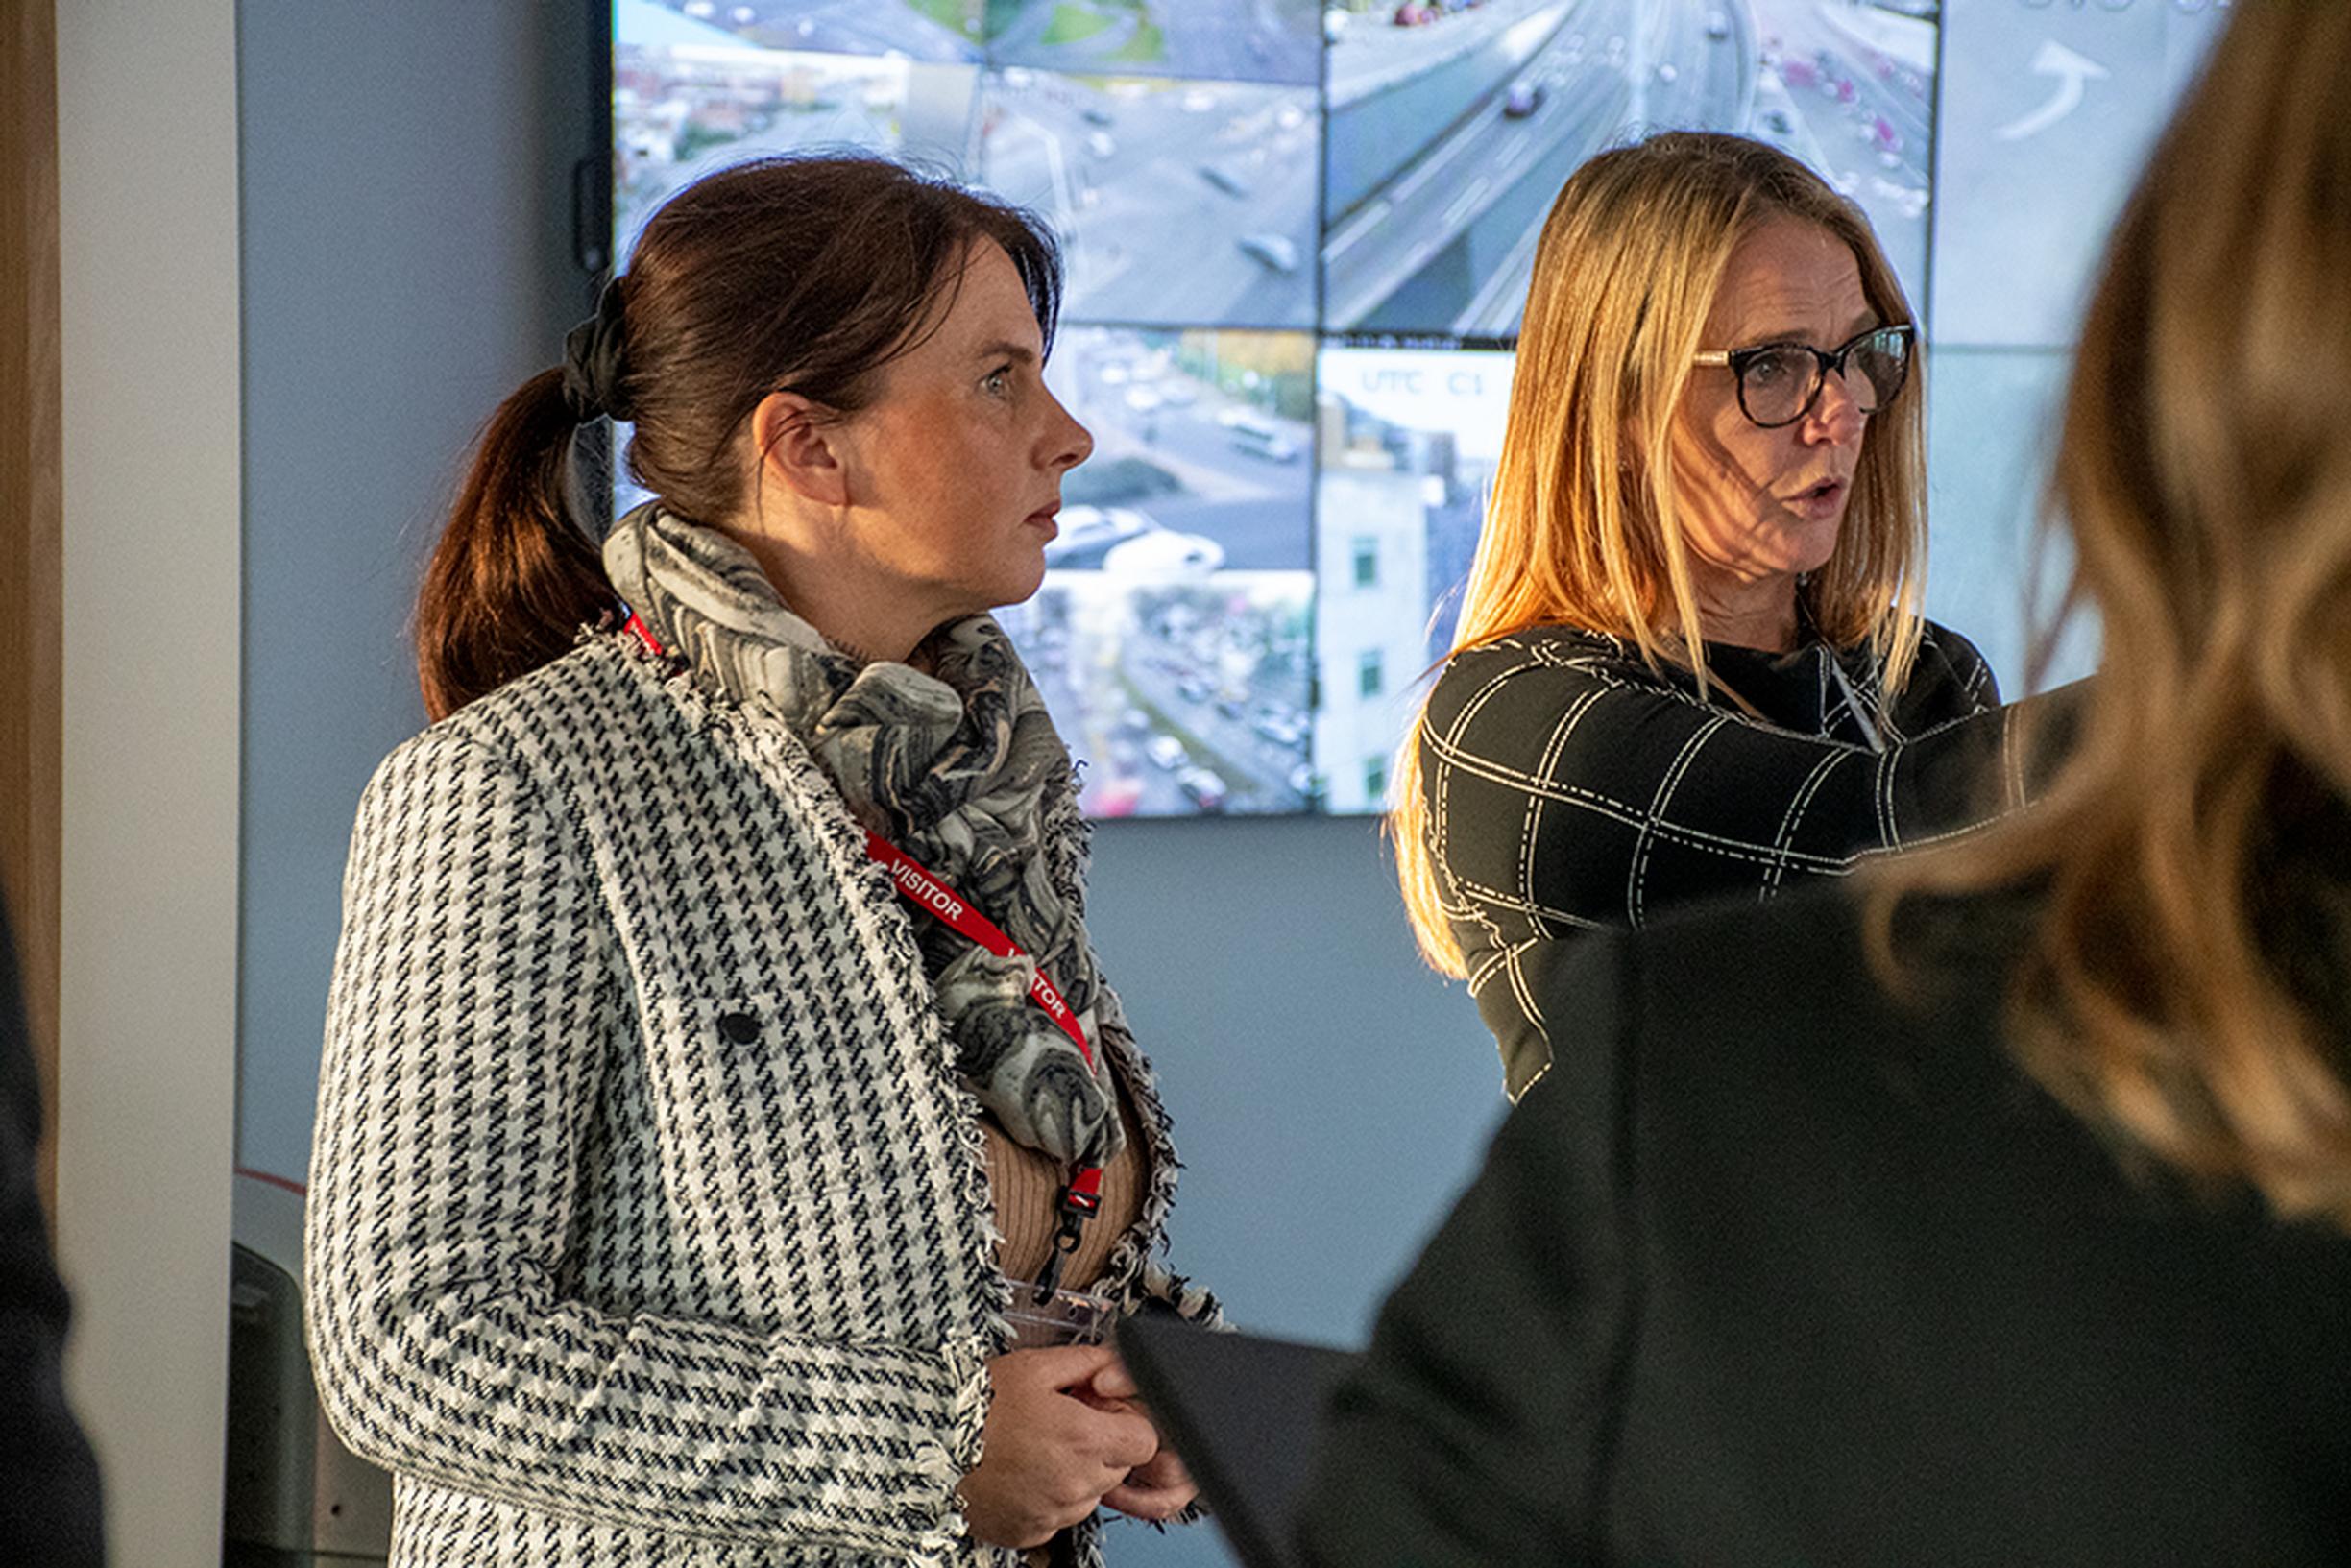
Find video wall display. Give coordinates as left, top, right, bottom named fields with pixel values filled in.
left=1930, top=0, right=2230, bottom=351
left=613, top=0, right=2214, bottom=817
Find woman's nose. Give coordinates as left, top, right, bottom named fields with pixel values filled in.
left=1047, top=393, right=1094, bottom=471
left=1805, top=367, right=1868, bottom=443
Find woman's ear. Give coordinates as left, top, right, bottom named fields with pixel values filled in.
left=750, top=391, right=849, bottom=507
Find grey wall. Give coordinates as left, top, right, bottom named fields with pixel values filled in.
left=235, top=9, right=1504, bottom=1566
left=237, top=0, right=598, bottom=1174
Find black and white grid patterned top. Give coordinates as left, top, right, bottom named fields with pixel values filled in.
left=1418, top=621, right=2036, bottom=1098
left=306, top=633, right=1218, bottom=1567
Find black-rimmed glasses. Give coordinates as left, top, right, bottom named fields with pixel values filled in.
left=1691, top=324, right=1915, bottom=429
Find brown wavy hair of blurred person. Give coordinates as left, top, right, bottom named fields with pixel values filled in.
left=416, top=154, right=1063, bottom=719
left=1878, top=0, right=2351, bottom=1229
left=1393, top=132, right=1929, bottom=976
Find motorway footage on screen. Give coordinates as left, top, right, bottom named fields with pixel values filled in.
left=611, top=0, right=2204, bottom=815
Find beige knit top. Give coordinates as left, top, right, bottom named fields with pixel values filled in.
left=982, top=1074, right=1154, bottom=1566
left=982, top=1066, right=1150, bottom=1292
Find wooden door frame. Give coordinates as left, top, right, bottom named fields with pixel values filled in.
left=1, top=0, right=62, bottom=1208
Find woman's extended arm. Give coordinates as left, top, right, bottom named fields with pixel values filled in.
left=1422, top=641, right=2074, bottom=1093
left=304, top=726, right=989, bottom=1556
left=1424, top=650, right=2052, bottom=931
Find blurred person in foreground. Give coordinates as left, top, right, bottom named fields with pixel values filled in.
left=0, top=892, right=104, bottom=1566
left=1308, top=5, right=2351, bottom=1561
left=1393, top=132, right=2069, bottom=1098
left=305, top=154, right=1216, bottom=1568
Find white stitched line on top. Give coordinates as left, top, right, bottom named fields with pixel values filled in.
left=1628, top=714, right=1728, bottom=924
left=1764, top=748, right=1853, bottom=896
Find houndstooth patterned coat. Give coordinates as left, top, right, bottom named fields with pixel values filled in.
left=306, top=633, right=1218, bottom=1567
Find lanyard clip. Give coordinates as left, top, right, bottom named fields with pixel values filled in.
left=1030, top=1170, right=1101, bottom=1298
left=1058, top=1175, right=1103, bottom=1218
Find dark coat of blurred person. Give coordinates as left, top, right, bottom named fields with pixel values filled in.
left=1302, top=3, right=2351, bottom=1562
left=0, top=894, right=105, bottom=1567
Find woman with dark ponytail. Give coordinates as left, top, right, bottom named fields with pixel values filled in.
left=306, top=154, right=1219, bottom=1567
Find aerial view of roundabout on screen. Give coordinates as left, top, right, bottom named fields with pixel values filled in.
left=611, top=0, right=1940, bottom=817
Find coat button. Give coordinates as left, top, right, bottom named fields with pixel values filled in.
left=716, top=1011, right=760, bottom=1045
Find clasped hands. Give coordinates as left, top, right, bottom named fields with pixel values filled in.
left=958, top=1343, right=1198, bottom=1549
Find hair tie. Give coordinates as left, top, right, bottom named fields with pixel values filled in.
left=561, top=277, right=633, bottom=423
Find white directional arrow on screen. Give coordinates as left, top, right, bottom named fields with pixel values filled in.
left=1995, top=40, right=2111, bottom=142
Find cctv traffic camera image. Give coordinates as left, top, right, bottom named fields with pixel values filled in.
left=995, top=326, right=1317, bottom=817
left=987, top=0, right=1323, bottom=86
left=614, top=30, right=980, bottom=256
left=977, top=69, right=1321, bottom=329
left=1313, top=340, right=1515, bottom=812
left=1930, top=1, right=2225, bottom=350
left=623, top=0, right=989, bottom=61
left=1047, top=326, right=1316, bottom=571
left=1321, top=0, right=1936, bottom=335
left=999, top=572, right=1315, bottom=817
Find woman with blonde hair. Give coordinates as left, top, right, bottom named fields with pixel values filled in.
left=1395, top=133, right=2055, bottom=1096
left=1306, top=5, right=2351, bottom=1561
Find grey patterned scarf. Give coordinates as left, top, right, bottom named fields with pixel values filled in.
left=604, top=505, right=1124, bottom=1166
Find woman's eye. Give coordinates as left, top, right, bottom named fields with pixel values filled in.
left=983, top=367, right=1012, bottom=396
left=1747, top=352, right=1796, bottom=386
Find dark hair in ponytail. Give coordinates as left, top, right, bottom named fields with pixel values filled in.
left=416, top=370, right=613, bottom=720
left=415, top=154, right=1063, bottom=719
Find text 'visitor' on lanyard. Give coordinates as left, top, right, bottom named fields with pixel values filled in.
left=619, top=607, right=1105, bottom=1294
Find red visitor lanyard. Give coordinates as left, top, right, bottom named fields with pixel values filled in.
left=860, top=832, right=1094, bottom=1071
left=622, top=608, right=1107, bottom=1266
left=860, top=831, right=1108, bottom=1228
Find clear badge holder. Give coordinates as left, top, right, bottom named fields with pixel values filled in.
left=1002, top=1279, right=1113, bottom=1349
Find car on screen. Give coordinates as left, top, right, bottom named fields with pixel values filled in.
left=1176, top=766, right=1229, bottom=811
left=1237, top=233, right=1301, bottom=275
left=1089, top=775, right=1144, bottom=817
left=1146, top=735, right=1190, bottom=770
left=1043, top=505, right=1153, bottom=568
left=1503, top=80, right=1543, bottom=118
left=1252, top=707, right=1308, bottom=746
left=1705, top=9, right=1731, bottom=39
left=1227, top=418, right=1302, bottom=463
left=1199, top=163, right=1252, bottom=198
left=1103, top=528, right=1226, bottom=578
